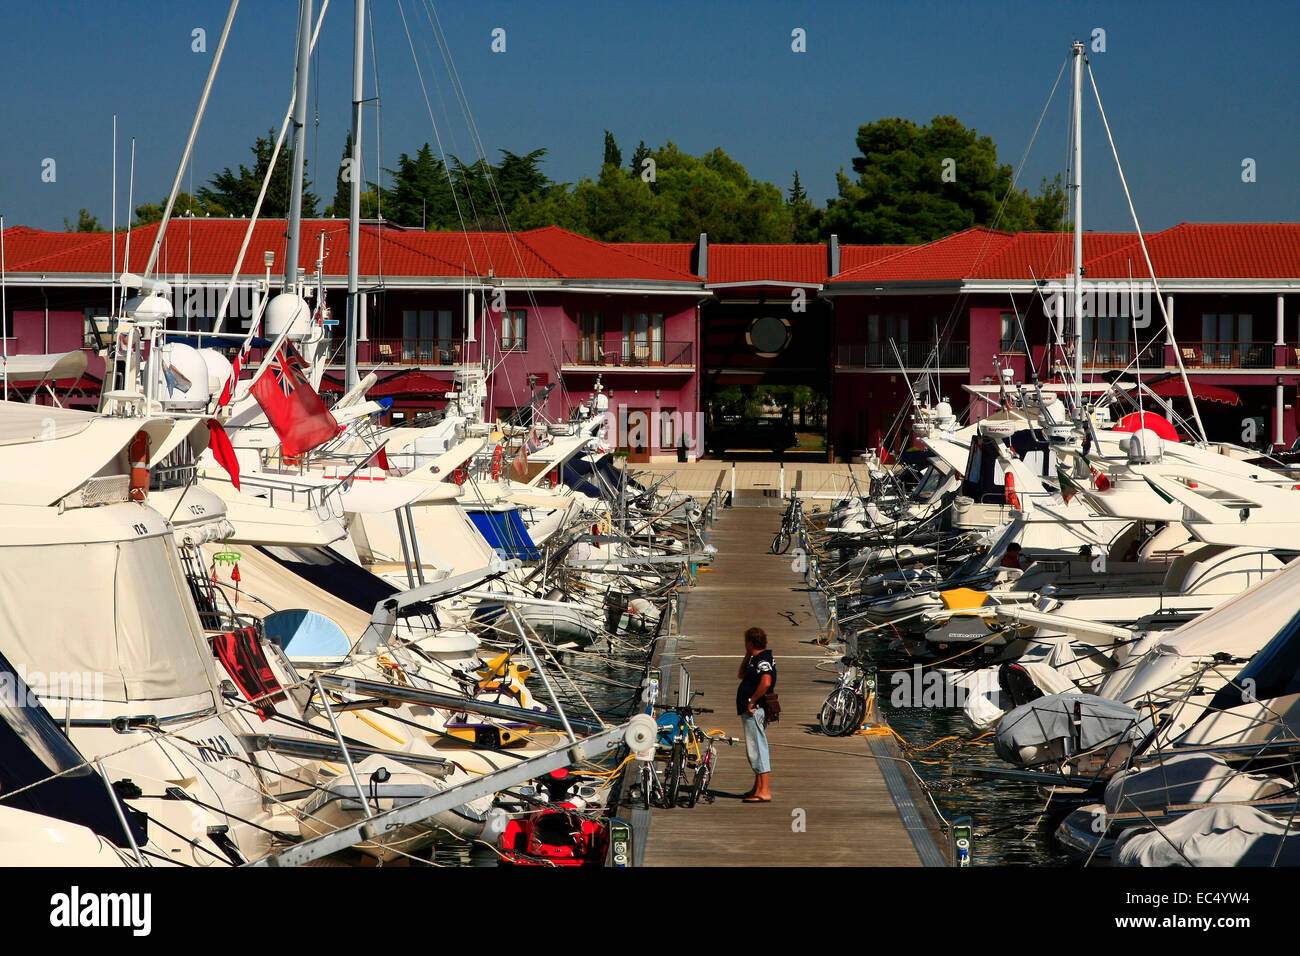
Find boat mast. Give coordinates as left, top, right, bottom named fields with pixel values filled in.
left=345, top=0, right=366, bottom=392
left=1070, top=39, right=1085, bottom=410
left=283, top=0, right=313, bottom=294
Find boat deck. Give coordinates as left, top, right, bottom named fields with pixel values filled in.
left=638, top=503, right=949, bottom=866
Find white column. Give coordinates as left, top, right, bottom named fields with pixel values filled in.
left=1276, top=380, right=1285, bottom=447
left=1165, top=295, right=1175, bottom=347
left=1277, top=294, right=1285, bottom=346
left=359, top=292, right=368, bottom=341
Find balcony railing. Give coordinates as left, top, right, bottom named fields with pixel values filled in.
left=359, top=338, right=470, bottom=366
left=1076, top=340, right=1166, bottom=369
left=561, top=339, right=693, bottom=368
left=837, top=341, right=969, bottom=369
left=1178, top=341, right=1275, bottom=369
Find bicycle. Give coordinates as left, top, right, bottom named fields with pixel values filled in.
left=626, top=701, right=709, bottom=810
left=655, top=697, right=715, bottom=808
left=771, top=494, right=803, bottom=554
left=687, top=728, right=737, bottom=807
left=818, top=655, right=873, bottom=736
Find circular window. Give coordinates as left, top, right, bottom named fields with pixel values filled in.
left=747, top=316, right=791, bottom=357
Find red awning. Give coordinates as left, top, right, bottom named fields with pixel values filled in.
left=319, top=370, right=454, bottom=398
left=1140, top=378, right=1241, bottom=406
left=368, top=371, right=454, bottom=398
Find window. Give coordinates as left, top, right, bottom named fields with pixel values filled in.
left=1000, top=311, right=1027, bottom=353
left=501, top=309, right=527, bottom=351
left=622, top=312, right=663, bottom=364
left=579, top=312, right=604, bottom=362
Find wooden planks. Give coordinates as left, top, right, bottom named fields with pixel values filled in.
left=641, top=508, right=933, bottom=866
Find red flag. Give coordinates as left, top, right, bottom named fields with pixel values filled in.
left=362, top=443, right=389, bottom=472
left=512, top=439, right=529, bottom=478
left=207, top=420, right=241, bottom=490
left=250, top=344, right=342, bottom=457
left=219, top=338, right=251, bottom=406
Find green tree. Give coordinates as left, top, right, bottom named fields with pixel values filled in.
left=64, top=208, right=105, bottom=232
left=383, top=143, right=451, bottom=228
left=326, top=133, right=354, bottom=217
left=602, top=130, right=621, bottom=169
left=515, top=141, right=791, bottom=243
left=629, top=140, right=651, bottom=177
left=1030, top=172, right=1068, bottom=231
left=133, top=192, right=211, bottom=225
left=198, top=130, right=318, bottom=218
left=787, top=170, right=820, bottom=243
left=821, top=115, right=1056, bottom=244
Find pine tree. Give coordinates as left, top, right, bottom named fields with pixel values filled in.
left=602, top=130, right=622, bottom=169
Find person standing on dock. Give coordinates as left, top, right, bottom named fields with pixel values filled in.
left=737, top=626, right=775, bottom=802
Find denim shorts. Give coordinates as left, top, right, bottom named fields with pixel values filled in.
left=741, top=707, right=770, bottom=774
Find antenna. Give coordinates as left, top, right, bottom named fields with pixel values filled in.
left=122, top=137, right=136, bottom=302
left=111, top=114, right=117, bottom=318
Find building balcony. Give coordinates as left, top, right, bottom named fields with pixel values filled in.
left=330, top=338, right=474, bottom=367
left=561, top=339, right=693, bottom=370
left=1072, top=340, right=1167, bottom=370
left=836, top=341, right=969, bottom=370
left=1177, top=341, right=1278, bottom=369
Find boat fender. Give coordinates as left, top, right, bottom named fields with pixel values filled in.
left=129, top=431, right=151, bottom=501
left=491, top=444, right=505, bottom=480
left=1004, top=469, right=1021, bottom=511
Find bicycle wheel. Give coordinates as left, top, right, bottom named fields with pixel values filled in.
left=771, top=530, right=790, bottom=554
left=665, top=743, right=686, bottom=808
left=635, top=763, right=652, bottom=810
left=688, top=751, right=713, bottom=807
left=819, top=686, right=862, bottom=737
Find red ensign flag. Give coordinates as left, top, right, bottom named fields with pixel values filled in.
left=250, top=345, right=342, bottom=457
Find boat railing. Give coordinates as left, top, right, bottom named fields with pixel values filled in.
left=203, top=468, right=331, bottom=512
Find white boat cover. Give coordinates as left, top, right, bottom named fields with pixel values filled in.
left=1114, top=804, right=1300, bottom=867
left=960, top=662, right=1077, bottom=730
left=200, top=542, right=373, bottom=639
left=1104, top=752, right=1290, bottom=815
left=0, top=533, right=217, bottom=701
left=0, top=350, right=87, bottom=384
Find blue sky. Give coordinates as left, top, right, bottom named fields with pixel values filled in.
left=1, top=0, right=1296, bottom=234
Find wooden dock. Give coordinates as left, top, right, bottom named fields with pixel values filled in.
left=639, top=502, right=948, bottom=867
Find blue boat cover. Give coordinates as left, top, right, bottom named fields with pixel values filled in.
left=0, top=650, right=145, bottom=848
left=263, top=609, right=352, bottom=662
left=468, top=509, right=541, bottom=561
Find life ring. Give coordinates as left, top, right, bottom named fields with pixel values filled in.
left=491, top=444, right=504, bottom=480
left=129, top=431, right=150, bottom=502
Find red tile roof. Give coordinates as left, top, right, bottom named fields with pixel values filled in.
left=830, top=228, right=1015, bottom=283
left=966, top=232, right=1136, bottom=279
left=708, top=244, right=828, bottom=285
left=1079, top=223, right=1300, bottom=279
left=827, top=223, right=1300, bottom=283
left=2, top=220, right=700, bottom=283
left=7, top=221, right=1299, bottom=286
left=608, top=242, right=697, bottom=275
left=841, top=245, right=911, bottom=271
